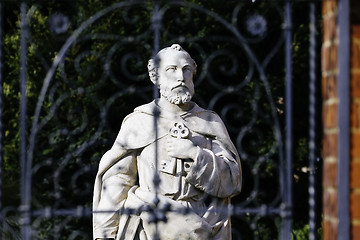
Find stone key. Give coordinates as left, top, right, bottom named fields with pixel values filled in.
left=159, top=122, right=190, bottom=175
left=170, top=122, right=189, bottom=175
left=170, top=122, right=189, bottom=139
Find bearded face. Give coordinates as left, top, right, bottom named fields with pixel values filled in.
left=157, top=51, right=196, bottom=105
left=159, top=81, right=194, bottom=105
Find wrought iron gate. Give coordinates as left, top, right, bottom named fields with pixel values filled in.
left=0, top=0, right=321, bottom=239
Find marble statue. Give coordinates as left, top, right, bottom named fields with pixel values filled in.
left=93, top=44, right=242, bottom=240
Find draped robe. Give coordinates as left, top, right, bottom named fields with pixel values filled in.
left=93, top=100, right=242, bottom=240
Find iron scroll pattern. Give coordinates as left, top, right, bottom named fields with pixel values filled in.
left=1, top=1, right=292, bottom=239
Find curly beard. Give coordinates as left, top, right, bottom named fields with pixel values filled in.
left=160, top=86, right=194, bottom=105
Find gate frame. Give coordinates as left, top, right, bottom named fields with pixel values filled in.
left=0, top=1, right=323, bottom=239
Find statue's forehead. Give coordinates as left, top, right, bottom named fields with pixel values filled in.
left=159, top=51, right=191, bottom=66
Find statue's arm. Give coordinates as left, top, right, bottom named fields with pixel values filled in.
left=185, top=139, right=242, bottom=198
left=93, top=144, right=138, bottom=240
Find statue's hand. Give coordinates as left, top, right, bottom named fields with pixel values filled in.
left=166, top=137, right=198, bottom=160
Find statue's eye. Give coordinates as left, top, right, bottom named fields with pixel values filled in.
left=166, top=66, right=177, bottom=72
left=183, top=66, right=192, bottom=72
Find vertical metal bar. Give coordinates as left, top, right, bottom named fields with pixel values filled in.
left=308, top=2, right=317, bottom=240
left=151, top=2, right=161, bottom=240
left=152, top=3, right=160, bottom=98
left=337, top=0, right=350, bottom=239
left=282, top=0, right=293, bottom=239
left=19, top=1, right=31, bottom=240
left=0, top=0, right=3, bottom=238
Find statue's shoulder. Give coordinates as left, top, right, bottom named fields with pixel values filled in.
left=116, top=101, right=166, bottom=149
left=122, top=101, right=156, bottom=124
left=134, top=101, right=157, bottom=115
left=191, top=103, right=223, bottom=123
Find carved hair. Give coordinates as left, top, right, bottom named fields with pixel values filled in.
left=147, top=44, right=197, bottom=86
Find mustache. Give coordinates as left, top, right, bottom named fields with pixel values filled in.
left=171, top=83, right=187, bottom=90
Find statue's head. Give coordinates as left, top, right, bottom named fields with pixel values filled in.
left=148, top=44, right=197, bottom=105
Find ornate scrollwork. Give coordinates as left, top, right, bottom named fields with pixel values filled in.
left=7, top=1, right=292, bottom=239
left=49, top=13, right=70, bottom=34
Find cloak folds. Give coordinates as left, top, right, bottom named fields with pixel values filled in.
left=93, top=100, right=242, bottom=239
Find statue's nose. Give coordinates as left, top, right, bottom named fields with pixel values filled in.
left=177, top=70, right=184, bottom=82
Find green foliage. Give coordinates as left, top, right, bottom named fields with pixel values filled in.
left=1, top=0, right=322, bottom=239
left=1, top=215, right=21, bottom=240
left=292, top=224, right=323, bottom=240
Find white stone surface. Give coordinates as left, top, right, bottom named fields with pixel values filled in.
left=93, top=44, right=242, bottom=240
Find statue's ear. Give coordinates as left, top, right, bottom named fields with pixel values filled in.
left=147, top=59, right=158, bottom=86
